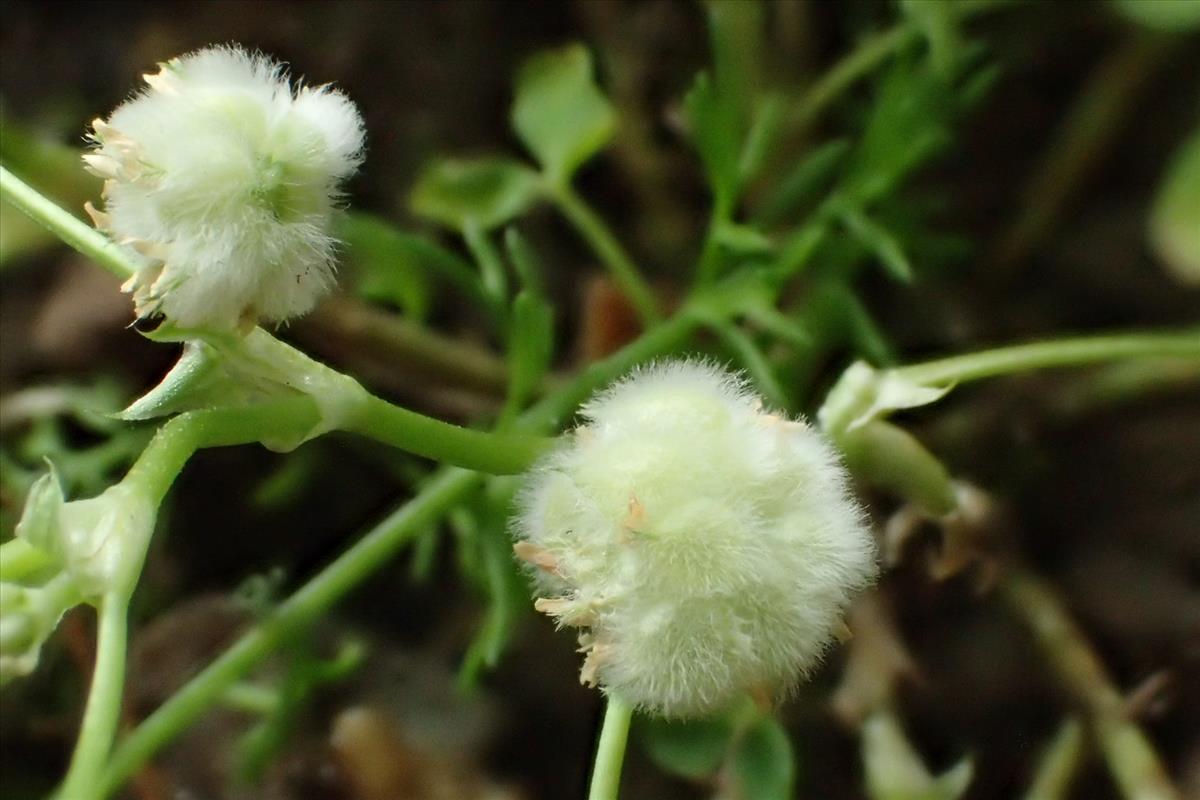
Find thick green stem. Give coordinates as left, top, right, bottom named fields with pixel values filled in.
left=896, top=330, right=1200, bottom=387
left=57, top=596, right=129, bottom=800
left=347, top=393, right=554, bottom=474
left=0, top=165, right=135, bottom=280
left=123, top=398, right=321, bottom=505
left=547, top=181, right=661, bottom=326
left=587, top=695, right=634, bottom=800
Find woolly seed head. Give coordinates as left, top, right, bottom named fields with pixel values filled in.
left=513, top=360, right=877, bottom=718
left=85, top=44, right=365, bottom=329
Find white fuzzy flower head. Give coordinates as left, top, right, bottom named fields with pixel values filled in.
left=513, top=361, right=877, bottom=718
left=85, top=45, right=365, bottom=329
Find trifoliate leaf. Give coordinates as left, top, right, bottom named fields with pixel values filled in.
left=410, top=157, right=542, bottom=232
left=1149, top=130, right=1200, bottom=286
left=511, top=44, right=615, bottom=184
left=731, top=714, right=796, bottom=800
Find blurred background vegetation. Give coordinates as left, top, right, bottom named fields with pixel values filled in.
left=1, top=1, right=1198, bottom=798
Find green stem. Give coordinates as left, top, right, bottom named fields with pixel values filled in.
left=57, top=595, right=129, bottom=800
left=462, top=221, right=510, bottom=309
left=707, top=321, right=790, bottom=410
left=587, top=695, right=634, bottom=800
left=0, top=165, right=134, bottom=280
left=896, top=330, right=1200, bottom=387
left=98, top=309, right=707, bottom=797
left=347, top=393, right=554, bottom=474
left=789, top=0, right=1010, bottom=136
left=547, top=181, right=661, bottom=326
left=124, top=398, right=322, bottom=505
left=792, top=26, right=917, bottom=135
left=99, top=467, right=483, bottom=796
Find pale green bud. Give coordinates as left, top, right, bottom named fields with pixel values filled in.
left=513, top=361, right=877, bottom=718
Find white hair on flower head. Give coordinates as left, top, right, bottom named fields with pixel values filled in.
left=512, top=359, right=877, bottom=718
left=85, top=44, right=365, bottom=329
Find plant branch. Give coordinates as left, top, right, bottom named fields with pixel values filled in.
left=98, top=467, right=483, bottom=797
left=57, top=595, right=129, bottom=800
left=587, top=695, right=634, bottom=800
left=0, top=165, right=136, bottom=280
left=547, top=181, right=661, bottom=326
left=347, top=393, right=553, bottom=474
left=896, top=330, right=1200, bottom=387
left=98, top=308, right=705, bottom=796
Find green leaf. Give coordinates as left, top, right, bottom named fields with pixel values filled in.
left=119, top=341, right=229, bottom=421
left=838, top=204, right=914, bottom=283
left=504, top=227, right=545, bottom=297
left=738, top=94, right=785, bottom=188
left=338, top=213, right=431, bottom=320
left=511, top=44, right=616, bottom=184
left=410, top=157, right=542, bottom=232
left=731, top=715, right=796, bottom=800
left=842, top=62, right=955, bottom=206
left=753, top=139, right=850, bottom=228
left=506, top=291, right=554, bottom=414
left=901, top=0, right=964, bottom=79
left=1149, top=129, right=1200, bottom=286
left=640, top=714, right=735, bottom=780
left=715, top=220, right=775, bottom=257
left=684, top=71, right=742, bottom=212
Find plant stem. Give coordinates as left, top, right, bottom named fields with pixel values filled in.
left=98, top=309, right=707, bottom=797
left=57, top=595, right=129, bottom=800
left=895, top=330, right=1200, bottom=387
left=0, top=165, right=135, bottom=280
left=789, top=0, right=1011, bottom=136
left=1001, top=570, right=1180, bottom=800
left=348, top=393, right=554, bottom=474
left=547, top=181, right=661, bottom=326
left=99, top=467, right=483, bottom=797
left=123, top=398, right=322, bottom=505
left=462, top=221, right=510, bottom=309
left=587, top=695, right=634, bottom=800
left=791, top=26, right=917, bottom=135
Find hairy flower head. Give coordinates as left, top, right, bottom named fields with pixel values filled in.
left=513, top=360, right=877, bottom=717
left=85, top=45, right=365, bottom=329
